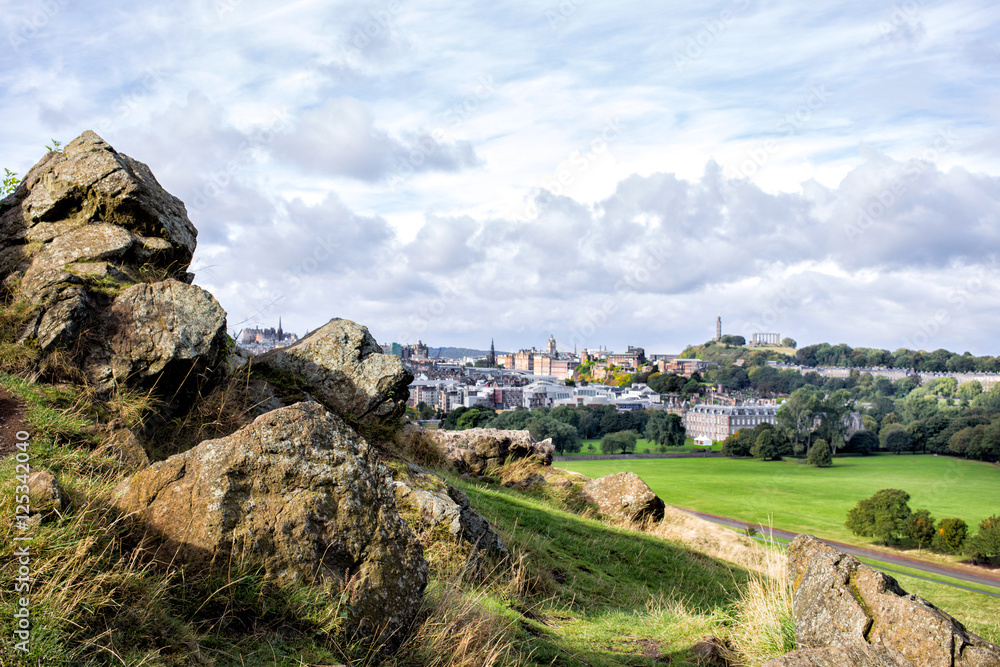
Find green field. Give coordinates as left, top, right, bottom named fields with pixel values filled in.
left=565, top=438, right=714, bottom=456
left=560, top=454, right=1000, bottom=546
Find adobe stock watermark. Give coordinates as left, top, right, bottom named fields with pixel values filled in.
left=95, top=67, right=164, bottom=137
left=386, top=75, right=496, bottom=190
left=8, top=0, right=67, bottom=52
left=544, top=0, right=586, bottom=31
left=567, top=243, right=672, bottom=350
left=509, top=117, right=623, bottom=221
left=843, top=127, right=955, bottom=242
left=12, top=429, right=33, bottom=653
left=741, top=287, right=798, bottom=336
left=727, top=85, right=829, bottom=188
left=878, top=0, right=922, bottom=37
left=338, top=0, right=405, bottom=63
left=397, top=278, right=466, bottom=344
left=901, top=254, right=999, bottom=351
left=674, top=0, right=752, bottom=73
left=190, top=111, right=292, bottom=211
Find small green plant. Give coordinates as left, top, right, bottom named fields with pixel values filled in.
left=46, top=138, right=63, bottom=152
left=2, top=168, right=18, bottom=197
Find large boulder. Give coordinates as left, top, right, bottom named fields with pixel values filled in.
left=111, top=402, right=427, bottom=650
left=776, top=534, right=1000, bottom=667
left=425, top=428, right=555, bottom=475
left=1, top=130, right=196, bottom=282
left=254, top=318, right=412, bottom=429
left=83, top=279, right=227, bottom=401
left=393, top=463, right=507, bottom=559
left=763, top=645, right=913, bottom=666
left=581, top=472, right=665, bottom=523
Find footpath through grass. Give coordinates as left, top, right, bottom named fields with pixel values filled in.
left=560, top=454, right=1000, bottom=547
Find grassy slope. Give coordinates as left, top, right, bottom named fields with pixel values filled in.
left=0, top=367, right=795, bottom=666
left=560, top=454, right=1000, bottom=544
left=452, top=480, right=786, bottom=666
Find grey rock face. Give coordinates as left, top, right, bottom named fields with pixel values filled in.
left=581, top=472, right=666, bottom=522
left=254, top=318, right=412, bottom=429
left=111, top=402, right=428, bottom=651
left=425, top=428, right=555, bottom=475
left=778, top=534, right=1000, bottom=667
left=393, top=463, right=507, bottom=558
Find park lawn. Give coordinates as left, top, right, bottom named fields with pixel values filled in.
left=566, top=438, right=715, bottom=456
left=560, top=454, right=1000, bottom=547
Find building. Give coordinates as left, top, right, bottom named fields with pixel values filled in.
left=546, top=334, right=557, bottom=356
left=662, top=358, right=710, bottom=377
left=606, top=346, right=646, bottom=370
left=238, top=319, right=299, bottom=353
left=682, top=404, right=779, bottom=442
left=513, top=349, right=536, bottom=372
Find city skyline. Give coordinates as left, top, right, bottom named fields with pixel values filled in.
left=3, top=2, right=1000, bottom=355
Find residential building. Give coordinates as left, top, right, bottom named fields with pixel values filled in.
left=682, top=404, right=778, bottom=442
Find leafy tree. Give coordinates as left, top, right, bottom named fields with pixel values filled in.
left=719, top=334, right=746, bottom=346
left=965, top=515, right=1000, bottom=564
left=781, top=337, right=797, bottom=349
left=880, top=423, right=912, bottom=454
left=600, top=430, right=638, bottom=454
left=645, top=411, right=685, bottom=450
left=905, top=509, right=936, bottom=550
left=777, top=387, right=821, bottom=453
left=807, top=438, right=832, bottom=467
left=441, top=406, right=469, bottom=430
left=416, top=402, right=437, bottom=420
left=487, top=406, right=533, bottom=431
left=845, top=488, right=912, bottom=545
left=846, top=430, right=879, bottom=455
left=751, top=425, right=792, bottom=461
left=549, top=405, right=581, bottom=429
left=957, top=381, right=984, bottom=401
left=455, top=407, right=496, bottom=430
left=932, top=518, right=968, bottom=554
left=528, top=416, right=580, bottom=454
left=721, top=429, right=754, bottom=457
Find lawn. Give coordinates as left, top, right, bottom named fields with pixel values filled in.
left=560, top=454, right=1000, bottom=546
left=565, top=438, right=717, bottom=456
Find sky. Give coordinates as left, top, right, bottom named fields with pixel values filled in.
left=2, top=0, right=1000, bottom=356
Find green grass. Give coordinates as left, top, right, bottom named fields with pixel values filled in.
left=560, top=454, right=1000, bottom=547
left=453, top=479, right=790, bottom=665
left=568, top=438, right=718, bottom=456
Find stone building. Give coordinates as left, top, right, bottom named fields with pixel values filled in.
left=682, top=404, right=778, bottom=443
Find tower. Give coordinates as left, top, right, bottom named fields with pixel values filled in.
left=547, top=334, right=557, bottom=356
left=278, top=317, right=284, bottom=341
left=715, top=316, right=721, bottom=341
left=488, top=339, right=496, bottom=367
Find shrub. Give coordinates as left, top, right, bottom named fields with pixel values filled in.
left=845, top=489, right=911, bottom=545
left=905, top=509, right=936, bottom=549
left=807, top=439, right=832, bottom=467
left=932, top=517, right=968, bottom=554
left=965, top=515, right=1000, bottom=564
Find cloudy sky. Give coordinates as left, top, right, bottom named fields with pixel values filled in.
left=3, top=0, right=1000, bottom=356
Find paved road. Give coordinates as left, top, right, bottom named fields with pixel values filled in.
left=674, top=506, right=1000, bottom=595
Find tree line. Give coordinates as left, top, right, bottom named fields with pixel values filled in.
left=434, top=404, right=686, bottom=455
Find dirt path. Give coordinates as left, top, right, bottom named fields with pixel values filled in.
left=0, top=385, right=29, bottom=457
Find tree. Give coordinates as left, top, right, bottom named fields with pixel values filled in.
left=880, top=423, right=912, bottom=454
left=645, top=411, right=685, bottom=450
left=528, top=416, right=580, bottom=454
left=751, top=426, right=792, bottom=461
left=441, top=406, right=469, bottom=430
left=777, top=387, right=821, bottom=453
left=932, top=518, right=968, bottom=554
left=905, top=509, right=936, bottom=550
left=807, top=439, right=833, bottom=467
left=846, top=430, right=879, bottom=455
left=455, top=407, right=496, bottom=430
left=966, top=515, right=1000, bottom=564
left=600, top=430, right=638, bottom=455
left=720, top=334, right=746, bottom=346
left=721, top=429, right=753, bottom=457
left=845, top=489, right=912, bottom=545
left=781, top=337, right=797, bottom=349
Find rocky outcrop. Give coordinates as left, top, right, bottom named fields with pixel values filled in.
left=83, top=279, right=227, bottom=395
left=0, top=131, right=226, bottom=405
left=426, top=428, right=555, bottom=475
left=111, top=402, right=428, bottom=650
left=393, top=463, right=507, bottom=559
left=764, top=645, right=913, bottom=666
left=581, top=472, right=665, bottom=522
left=254, top=318, right=412, bottom=428
left=767, top=534, right=1000, bottom=667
